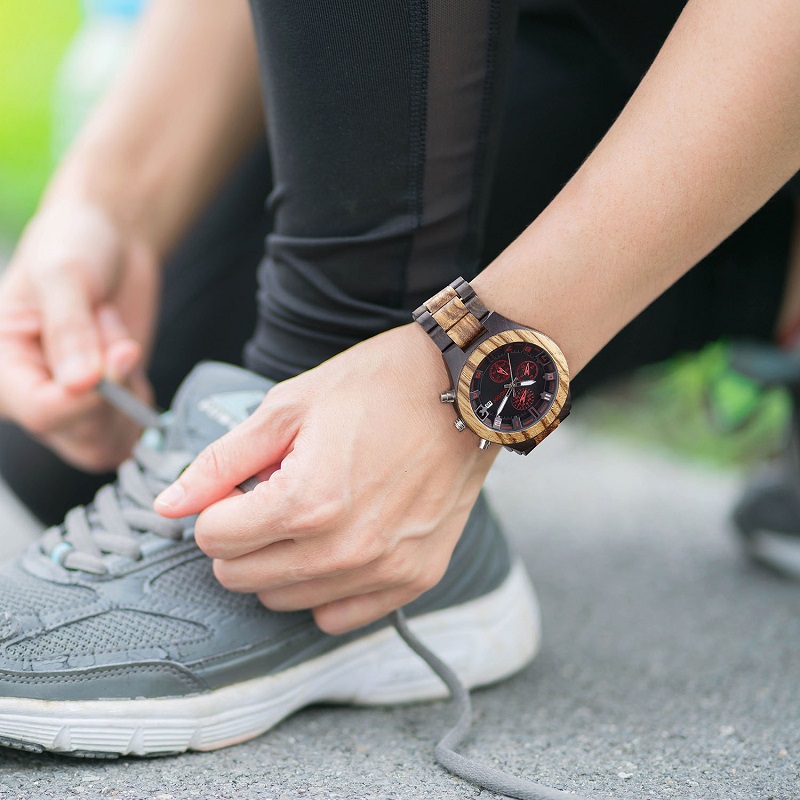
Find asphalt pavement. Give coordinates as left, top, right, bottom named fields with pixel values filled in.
left=0, top=424, right=797, bottom=800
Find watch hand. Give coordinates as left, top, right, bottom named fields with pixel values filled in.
left=518, top=380, right=537, bottom=387
left=495, top=392, right=510, bottom=418
left=507, top=354, right=516, bottom=395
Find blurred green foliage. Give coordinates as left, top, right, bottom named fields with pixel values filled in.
left=582, top=341, right=790, bottom=467
left=0, top=3, right=80, bottom=237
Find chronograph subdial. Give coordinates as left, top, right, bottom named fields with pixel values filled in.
left=511, top=387, right=535, bottom=411
left=516, top=360, right=538, bottom=381
left=489, top=360, right=512, bottom=383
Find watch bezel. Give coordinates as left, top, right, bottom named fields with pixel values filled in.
left=456, top=328, right=570, bottom=445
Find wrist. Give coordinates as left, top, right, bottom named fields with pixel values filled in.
left=43, top=132, right=163, bottom=258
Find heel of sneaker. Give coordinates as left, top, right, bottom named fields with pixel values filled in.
left=324, top=558, right=541, bottom=706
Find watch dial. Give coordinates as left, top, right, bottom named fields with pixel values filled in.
left=468, top=341, right=558, bottom=432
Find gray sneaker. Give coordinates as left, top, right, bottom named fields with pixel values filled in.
left=0, top=362, right=540, bottom=758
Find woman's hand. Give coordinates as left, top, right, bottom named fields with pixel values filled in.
left=156, top=324, right=497, bottom=634
left=0, top=199, right=159, bottom=471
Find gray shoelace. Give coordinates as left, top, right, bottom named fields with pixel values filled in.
left=89, top=382, right=592, bottom=800
left=39, top=440, right=191, bottom=575
left=393, top=610, right=591, bottom=800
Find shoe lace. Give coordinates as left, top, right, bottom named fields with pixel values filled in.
left=38, top=440, right=192, bottom=575
left=393, top=610, right=591, bottom=800
left=91, top=381, right=591, bottom=800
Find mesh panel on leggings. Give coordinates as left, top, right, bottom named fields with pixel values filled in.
left=150, top=558, right=264, bottom=614
left=245, top=0, right=520, bottom=381
left=4, top=610, right=206, bottom=660
left=0, top=570, right=95, bottom=618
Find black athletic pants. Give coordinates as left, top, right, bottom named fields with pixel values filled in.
left=1, top=0, right=795, bottom=524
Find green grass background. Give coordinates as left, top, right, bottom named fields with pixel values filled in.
left=0, top=3, right=80, bottom=238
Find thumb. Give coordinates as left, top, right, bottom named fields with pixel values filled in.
left=154, top=405, right=297, bottom=518
left=36, top=270, right=103, bottom=391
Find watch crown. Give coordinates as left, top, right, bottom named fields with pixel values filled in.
left=454, top=418, right=467, bottom=432
left=440, top=390, right=456, bottom=404
left=478, top=438, right=491, bottom=451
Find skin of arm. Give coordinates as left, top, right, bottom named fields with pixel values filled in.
left=51, top=0, right=264, bottom=259
left=473, top=0, right=800, bottom=372
left=0, top=0, right=263, bottom=470
left=159, top=0, right=800, bottom=634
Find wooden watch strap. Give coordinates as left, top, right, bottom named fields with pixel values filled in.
left=412, top=277, right=489, bottom=352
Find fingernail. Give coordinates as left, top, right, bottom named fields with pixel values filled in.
left=155, top=482, right=186, bottom=509
left=55, top=354, right=97, bottom=387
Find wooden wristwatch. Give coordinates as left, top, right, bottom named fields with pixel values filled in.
left=412, top=277, right=571, bottom=454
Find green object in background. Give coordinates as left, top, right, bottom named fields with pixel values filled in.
left=0, top=3, right=80, bottom=238
left=581, top=341, right=791, bottom=467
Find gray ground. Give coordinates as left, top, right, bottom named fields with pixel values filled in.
left=0, top=425, right=797, bottom=800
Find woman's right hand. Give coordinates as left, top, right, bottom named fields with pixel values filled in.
left=0, top=199, right=160, bottom=472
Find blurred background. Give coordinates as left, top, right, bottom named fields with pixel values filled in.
left=0, top=0, right=790, bottom=469
left=0, top=0, right=143, bottom=245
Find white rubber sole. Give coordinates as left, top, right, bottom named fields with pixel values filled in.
left=0, top=559, right=540, bottom=757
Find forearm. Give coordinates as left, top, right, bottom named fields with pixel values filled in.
left=473, top=0, right=800, bottom=375
left=44, top=0, right=263, bottom=259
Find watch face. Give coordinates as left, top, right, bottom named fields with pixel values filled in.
left=468, top=341, right=559, bottom=433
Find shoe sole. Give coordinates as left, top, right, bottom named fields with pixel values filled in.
left=0, top=559, right=539, bottom=758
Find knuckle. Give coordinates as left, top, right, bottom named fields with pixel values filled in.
left=377, top=558, right=411, bottom=587
left=194, top=513, right=229, bottom=563
left=192, top=520, right=219, bottom=557
left=211, top=558, right=240, bottom=591
left=193, top=440, right=234, bottom=483
left=262, top=381, right=290, bottom=405
left=257, top=385, right=296, bottom=424
left=294, top=495, right=346, bottom=535
left=324, top=539, right=367, bottom=574
left=257, top=590, right=295, bottom=613
left=415, top=561, right=447, bottom=594
left=313, top=608, right=343, bottom=636
left=280, top=554, right=314, bottom=583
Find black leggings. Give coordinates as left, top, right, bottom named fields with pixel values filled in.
left=1, top=0, right=795, bottom=524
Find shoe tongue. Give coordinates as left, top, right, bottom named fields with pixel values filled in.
left=163, top=362, right=276, bottom=455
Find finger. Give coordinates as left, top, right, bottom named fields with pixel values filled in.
left=252, top=558, right=406, bottom=611
left=97, top=304, right=142, bottom=383
left=35, top=270, right=103, bottom=391
left=154, top=404, right=298, bottom=517
left=0, top=323, right=105, bottom=430
left=212, top=532, right=361, bottom=593
left=193, top=481, right=296, bottom=559
left=313, top=585, right=425, bottom=636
